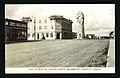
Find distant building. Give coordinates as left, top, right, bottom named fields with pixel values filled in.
left=86, top=34, right=95, bottom=39
left=23, top=15, right=73, bottom=40
left=5, top=18, right=27, bottom=43
left=100, top=36, right=110, bottom=39
left=109, top=31, right=115, bottom=39
left=72, top=32, right=77, bottom=39
left=95, top=36, right=100, bottom=39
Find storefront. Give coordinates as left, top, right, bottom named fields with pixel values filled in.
left=5, top=18, right=27, bottom=43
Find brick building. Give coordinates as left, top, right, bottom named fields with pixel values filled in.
left=5, top=18, right=27, bottom=43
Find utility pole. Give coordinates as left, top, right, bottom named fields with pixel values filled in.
left=34, top=17, right=36, bottom=40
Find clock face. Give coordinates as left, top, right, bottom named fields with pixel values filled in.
left=77, top=11, right=83, bottom=19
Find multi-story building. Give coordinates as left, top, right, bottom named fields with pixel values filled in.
left=25, top=15, right=73, bottom=40
left=21, top=17, right=35, bottom=40
left=5, top=18, right=27, bottom=43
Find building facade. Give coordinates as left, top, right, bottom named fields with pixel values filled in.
left=5, top=18, right=27, bottom=43
left=26, top=15, right=73, bottom=40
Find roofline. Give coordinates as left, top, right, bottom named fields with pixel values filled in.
left=5, top=18, right=27, bottom=24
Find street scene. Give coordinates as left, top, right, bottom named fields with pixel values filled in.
left=5, top=4, right=115, bottom=69
left=6, top=39, right=109, bottom=67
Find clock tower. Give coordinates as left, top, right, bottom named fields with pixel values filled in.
left=76, top=11, right=85, bottom=39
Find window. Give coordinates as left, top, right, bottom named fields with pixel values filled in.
left=45, top=19, right=47, bottom=23
left=16, top=23, right=26, bottom=27
left=46, top=33, right=48, bottom=37
left=79, top=34, right=81, bottom=37
left=39, top=20, right=41, bottom=23
left=50, top=20, right=53, bottom=22
left=16, top=23, right=20, bottom=26
left=27, top=34, right=30, bottom=38
left=51, top=25, right=53, bottom=29
left=50, top=33, right=53, bottom=37
left=39, top=26, right=41, bottom=29
left=21, top=24, right=26, bottom=27
left=5, top=21, right=8, bottom=25
left=10, top=22, right=15, bottom=26
left=32, top=33, right=35, bottom=38
left=44, top=26, right=47, bottom=29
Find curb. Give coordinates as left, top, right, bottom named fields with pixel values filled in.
left=106, top=39, right=115, bottom=67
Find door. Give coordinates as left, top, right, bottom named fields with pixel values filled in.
left=56, top=33, right=60, bottom=39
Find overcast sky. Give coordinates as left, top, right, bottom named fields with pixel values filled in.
left=5, top=4, right=115, bottom=36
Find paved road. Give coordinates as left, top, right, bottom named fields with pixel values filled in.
left=5, top=39, right=109, bottom=67
left=106, top=39, right=115, bottom=67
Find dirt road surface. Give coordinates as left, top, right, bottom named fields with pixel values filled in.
left=5, top=39, right=109, bottom=67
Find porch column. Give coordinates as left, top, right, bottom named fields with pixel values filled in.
left=60, top=32, right=62, bottom=39
left=54, top=33, right=56, bottom=39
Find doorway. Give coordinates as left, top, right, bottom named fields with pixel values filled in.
left=56, top=33, right=60, bottom=39
left=37, top=33, right=39, bottom=39
left=42, top=33, right=45, bottom=39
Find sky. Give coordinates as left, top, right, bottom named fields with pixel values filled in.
left=5, top=4, right=115, bottom=36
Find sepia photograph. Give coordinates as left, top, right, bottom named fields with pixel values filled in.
left=5, top=4, right=115, bottom=74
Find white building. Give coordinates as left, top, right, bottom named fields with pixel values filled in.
left=23, top=15, right=73, bottom=40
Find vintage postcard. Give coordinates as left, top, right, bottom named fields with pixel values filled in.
left=5, top=4, right=115, bottom=74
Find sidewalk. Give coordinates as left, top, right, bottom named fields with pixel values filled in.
left=106, top=39, right=115, bottom=67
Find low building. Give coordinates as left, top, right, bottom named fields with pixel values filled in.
left=100, top=36, right=110, bottom=39
left=5, top=18, right=27, bottom=43
left=24, top=15, right=73, bottom=40
left=109, top=31, right=115, bottom=39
